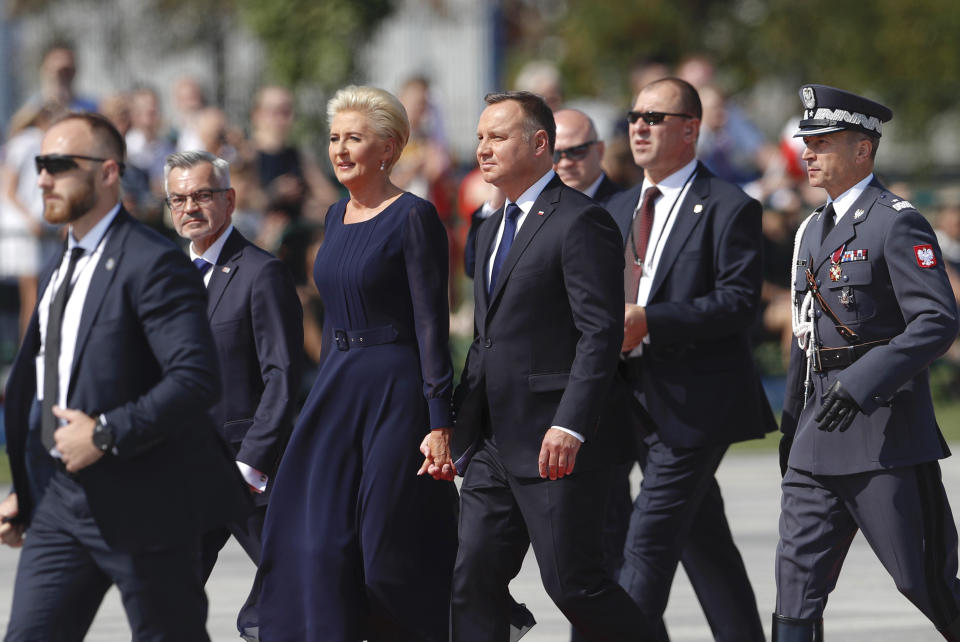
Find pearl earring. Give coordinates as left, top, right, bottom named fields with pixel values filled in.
left=380, top=161, right=386, bottom=171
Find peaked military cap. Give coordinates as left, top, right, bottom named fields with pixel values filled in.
left=793, top=84, right=893, bottom=138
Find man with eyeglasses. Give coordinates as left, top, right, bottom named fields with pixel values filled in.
left=165, top=150, right=302, bottom=642
left=553, top=108, right=621, bottom=206
left=605, top=77, right=775, bottom=642
left=0, top=113, right=250, bottom=640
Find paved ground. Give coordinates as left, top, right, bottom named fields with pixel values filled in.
left=1, top=450, right=957, bottom=640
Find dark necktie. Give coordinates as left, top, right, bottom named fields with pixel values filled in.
left=41, top=246, right=85, bottom=451
left=193, top=257, right=213, bottom=278
left=488, top=203, right=522, bottom=294
left=624, top=186, right=661, bottom=302
left=820, top=203, right=836, bottom=245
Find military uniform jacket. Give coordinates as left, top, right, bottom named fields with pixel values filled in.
left=781, top=178, right=959, bottom=475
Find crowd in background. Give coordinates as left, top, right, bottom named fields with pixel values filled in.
left=3, top=42, right=960, bottom=403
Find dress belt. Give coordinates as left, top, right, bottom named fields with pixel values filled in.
left=813, top=338, right=890, bottom=372
left=332, top=324, right=399, bottom=351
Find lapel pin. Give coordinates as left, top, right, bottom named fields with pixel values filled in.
left=222, top=266, right=231, bottom=273
left=104, top=258, right=116, bottom=271
left=693, top=204, right=703, bottom=214
left=537, top=210, right=544, bottom=216
left=854, top=208, right=865, bottom=219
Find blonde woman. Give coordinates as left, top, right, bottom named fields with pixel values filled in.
left=259, top=86, right=457, bottom=641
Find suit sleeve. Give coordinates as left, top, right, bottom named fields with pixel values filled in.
left=236, top=259, right=303, bottom=474
left=104, top=246, right=221, bottom=459
left=403, top=201, right=454, bottom=429
left=553, top=207, right=625, bottom=438
left=645, top=196, right=763, bottom=344
left=839, top=209, right=959, bottom=413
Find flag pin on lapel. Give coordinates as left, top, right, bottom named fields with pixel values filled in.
left=222, top=266, right=231, bottom=273
left=105, top=258, right=116, bottom=271
left=537, top=210, right=544, bottom=216
left=693, top=204, right=703, bottom=213
left=854, top=208, right=865, bottom=219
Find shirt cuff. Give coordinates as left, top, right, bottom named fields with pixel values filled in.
left=236, top=461, right=267, bottom=493
left=552, top=425, right=585, bottom=443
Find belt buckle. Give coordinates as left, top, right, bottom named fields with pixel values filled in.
left=334, top=329, right=349, bottom=351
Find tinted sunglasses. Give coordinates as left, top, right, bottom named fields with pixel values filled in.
left=35, top=154, right=125, bottom=176
left=627, top=111, right=694, bottom=126
left=552, top=140, right=598, bottom=163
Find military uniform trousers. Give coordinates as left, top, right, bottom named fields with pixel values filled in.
left=776, top=462, right=960, bottom=630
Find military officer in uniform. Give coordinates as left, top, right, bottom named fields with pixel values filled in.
left=776, top=84, right=960, bottom=641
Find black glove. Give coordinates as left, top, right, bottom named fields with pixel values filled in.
left=814, top=380, right=861, bottom=432
left=779, top=433, right=793, bottom=478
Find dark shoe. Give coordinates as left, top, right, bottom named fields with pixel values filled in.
left=772, top=614, right=823, bottom=642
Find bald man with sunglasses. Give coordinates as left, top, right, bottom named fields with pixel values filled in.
left=553, top=108, right=621, bottom=206
left=605, top=78, right=776, bottom=642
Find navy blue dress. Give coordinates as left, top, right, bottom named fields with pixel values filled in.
left=259, top=192, right=459, bottom=641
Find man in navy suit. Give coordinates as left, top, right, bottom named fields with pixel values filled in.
left=0, top=113, right=249, bottom=640
left=449, top=91, right=653, bottom=642
left=776, top=85, right=960, bottom=641
left=605, top=78, right=774, bottom=642
left=166, top=151, right=302, bottom=640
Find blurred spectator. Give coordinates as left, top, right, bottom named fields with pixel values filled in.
left=935, top=196, right=960, bottom=303
left=697, top=84, right=767, bottom=185
left=250, top=85, right=337, bottom=215
left=629, top=58, right=671, bottom=98
left=0, top=102, right=61, bottom=338
left=98, top=92, right=153, bottom=224
left=172, top=75, right=208, bottom=151
left=126, top=86, right=175, bottom=197
left=229, top=159, right=267, bottom=243
left=514, top=60, right=564, bottom=110
left=28, top=41, right=97, bottom=113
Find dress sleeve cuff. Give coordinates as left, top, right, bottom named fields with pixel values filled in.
left=236, top=461, right=267, bottom=493
left=552, top=425, right=586, bottom=443
left=428, top=397, right=453, bottom=430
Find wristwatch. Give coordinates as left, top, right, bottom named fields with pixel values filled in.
left=92, top=416, right=116, bottom=453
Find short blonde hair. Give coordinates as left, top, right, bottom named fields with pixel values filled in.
left=327, top=86, right=410, bottom=171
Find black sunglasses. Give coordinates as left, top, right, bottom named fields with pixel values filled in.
left=35, top=154, right=125, bottom=176
left=627, top=111, right=694, bottom=126
left=552, top=140, right=598, bottom=163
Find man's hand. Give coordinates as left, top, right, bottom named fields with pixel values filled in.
left=0, top=493, right=24, bottom=548
left=418, top=428, right=457, bottom=481
left=538, top=428, right=582, bottom=480
left=814, top=381, right=861, bottom=432
left=623, top=304, right=648, bottom=352
left=52, top=406, right=105, bottom=473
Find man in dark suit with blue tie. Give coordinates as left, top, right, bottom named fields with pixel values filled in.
left=605, top=78, right=775, bottom=642
left=165, top=151, right=302, bottom=640
left=448, top=91, right=653, bottom=642
left=0, top=113, right=249, bottom=640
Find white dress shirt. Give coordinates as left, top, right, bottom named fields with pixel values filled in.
left=582, top=173, right=607, bottom=200
left=190, top=224, right=267, bottom=493
left=35, top=204, right=121, bottom=455
left=485, top=169, right=585, bottom=443
left=827, top=173, right=874, bottom=223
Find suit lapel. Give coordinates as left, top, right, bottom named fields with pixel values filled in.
left=69, top=210, right=130, bottom=389
left=612, top=185, right=643, bottom=243
left=473, top=208, right=501, bottom=330
left=486, top=177, right=561, bottom=308
left=647, top=164, right=710, bottom=302
left=206, top=229, right=243, bottom=318
left=815, top=183, right=880, bottom=272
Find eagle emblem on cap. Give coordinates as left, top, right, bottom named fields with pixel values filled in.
left=801, top=86, right=816, bottom=109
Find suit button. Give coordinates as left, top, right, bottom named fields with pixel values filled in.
left=817, top=279, right=822, bottom=287
left=873, top=395, right=883, bottom=403
left=483, top=338, right=492, bottom=348
left=843, top=275, right=849, bottom=282
left=814, top=310, right=822, bottom=319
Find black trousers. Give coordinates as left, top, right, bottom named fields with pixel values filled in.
left=200, top=502, right=265, bottom=634
left=5, top=470, right=208, bottom=642
left=618, top=433, right=764, bottom=642
left=452, top=438, right=654, bottom=642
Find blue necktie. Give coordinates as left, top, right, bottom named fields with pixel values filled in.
left=488, top=203, right=522, bottom=294
left=193, top=257, right=213, bottom=277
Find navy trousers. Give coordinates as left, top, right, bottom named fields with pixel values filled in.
left=777, top=462, right=960, bottom=629
left=618, top=433, right=764, bottom=642
left=5, top=470, right=208, bottom=642
left=452, top=439, right=654, bottom=642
